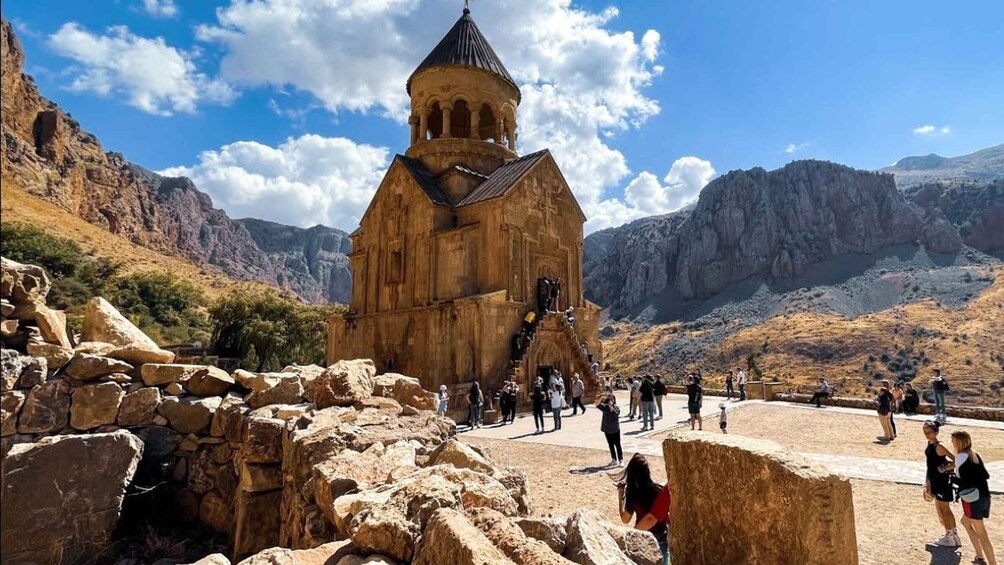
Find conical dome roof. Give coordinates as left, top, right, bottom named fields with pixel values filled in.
left=407, top=8, right=519, bottom=99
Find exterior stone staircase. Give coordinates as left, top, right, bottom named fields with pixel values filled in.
left=505, top=311, right=600, bottom=405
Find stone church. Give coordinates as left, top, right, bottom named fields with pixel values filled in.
left=326, top=5, right=602, bottom=406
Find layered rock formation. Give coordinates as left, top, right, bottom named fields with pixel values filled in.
left=0, top=19, right=350, bottom=304
left=585, top=160, right=946, bottom=314
left=881, top=143, right=1004, bottom=188
left=905, top=179, right=1004, bottom=253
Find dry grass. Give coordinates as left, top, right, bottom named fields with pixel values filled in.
left=603, top=266, right=1004, bottom=406
left=465, top=436, right=1004, bottom=565
left=1, top=179, right=271, bottom=301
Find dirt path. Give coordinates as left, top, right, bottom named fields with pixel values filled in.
left=466, top=436, right=1004, bottom=565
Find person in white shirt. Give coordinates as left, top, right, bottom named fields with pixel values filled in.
left=437, top=384, right=449, bottom=416
left=550, top=384, right=564, bottom=431
left=736, top=367, right=748, bottom=401
left=809, top=378, right=831, bottom=408
left=571, top=374, right=586, bottom=415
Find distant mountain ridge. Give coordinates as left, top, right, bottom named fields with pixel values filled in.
left=881, top=143, right=1004, bottom=188
left=0, top=18, right=350, bottom=303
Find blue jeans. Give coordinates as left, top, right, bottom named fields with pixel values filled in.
left=468, top=404, right=481, bottom=427
left=642, top=401, right=656, bottom=429
left=659, top=539, right=670, bottom=565
left=934, top=390, right=946, bottom=414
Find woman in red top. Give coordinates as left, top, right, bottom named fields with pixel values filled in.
left=617, top=453, right=671, bottom=564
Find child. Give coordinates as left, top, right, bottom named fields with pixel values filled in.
left=719, top=403, right=728, bottom=434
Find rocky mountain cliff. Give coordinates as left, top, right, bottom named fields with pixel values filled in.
left=0, top=19, right=350, bottom=304
left=584, top=160, right=979, bottom=316
left=881, top=143, right=1004, bottom=188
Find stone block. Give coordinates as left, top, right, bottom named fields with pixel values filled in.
left=17, top=356, right=47, bottom=388
left=515, top=517, right=567, bottom=555
left=662, top=431, right=858, bottom=565
left=83, top=297, right=175, bottom=364
left=243, top=415, right=285, bottom=463
left=159, top=395, right=222, bottom=434
left=314, top=359, right=377, bottom=408
left=564, top=509, right=633, bottom=565
left=64, top=353, right=133, bottom=381
left=469, top=507, right=573, bottom=565
left=70, top=382, right=125, bottom=430
left=200, top=490, right=232, bottom=534
left=187, top=366, right=236, bottom=397
left=233, top=490, right=283, bottom=560
left=142, top=363, right=212, bottom=387
left=26, top=341, right=73, bottom=372
left=117, top=386, right=162, bottom=427
left=239, top=462, right=282, bottom=493
left=245, top=377, right=304, bottom=409
left=413, top=507, right=513, bottom=565
left=18, top=379, right=71, bottom=434
left=2, top=391, right=26, bottom=437
left=34, top=305, right=71, bottom=348
left=211, top=393, right=248, bottom=440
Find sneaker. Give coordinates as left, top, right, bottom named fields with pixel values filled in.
left=952, top=531, right=963, bottom=547
left=932, top=532, right=959, bottom=547
left=973, top=557, right=988, bottom=565
left=617, top=460, right=624, bottom=467
left=608, top=459, right=618, bottom=467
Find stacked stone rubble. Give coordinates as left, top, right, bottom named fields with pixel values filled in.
left=3, top=258, right=655, bottom=565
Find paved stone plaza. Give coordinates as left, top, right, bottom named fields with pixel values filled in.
left=464, top=392, right=1004, bottom=492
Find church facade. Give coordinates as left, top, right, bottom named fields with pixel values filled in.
left=326, top=6, right=602, bottom=405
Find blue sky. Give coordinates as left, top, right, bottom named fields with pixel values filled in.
left=4, top=0, right=1003, bottom=232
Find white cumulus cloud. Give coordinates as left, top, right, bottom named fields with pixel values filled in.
left=913, top=124, right=950, bottom=136
left=195, top=0, right=664, bottom=232
left=140, top=0, right=178, bottom=18
left=622, top=157, right=715, bottom=218
left=160, top=135, right=390, bottom=229
left=48, top=23, right=234, bottom=116
left=784, top=142, right=809, bottom=154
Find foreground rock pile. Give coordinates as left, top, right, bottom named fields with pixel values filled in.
left=2, top=258, right=660, bottom=565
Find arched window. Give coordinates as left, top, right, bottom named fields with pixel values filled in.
left=478, top=103, right=496, bottom=142
left=451, top=100, right=471, bottom=139
left=428, top=101, right=443, bottom=139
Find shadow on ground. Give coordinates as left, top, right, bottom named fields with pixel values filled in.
left=925, top=544, right=962, bottom=565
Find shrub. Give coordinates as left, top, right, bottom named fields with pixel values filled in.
left=209, top=289, right=344, bottom=372
left=0, top=222, right=83, bottom=278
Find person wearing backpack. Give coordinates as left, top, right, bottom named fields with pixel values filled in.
left=952, top=430, right=996, bottom=565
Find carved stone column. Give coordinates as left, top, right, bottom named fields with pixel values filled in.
left=496, top=118, right=505, bottom=145
left=442, top=102, right=453, bottom=139
left=508, top=126, right=517, bottom=151
left=470, top=108, right=480, bottom=139
left=418, top=111, right=429, bottom=142
left=408, top=115, right=419, bottom=146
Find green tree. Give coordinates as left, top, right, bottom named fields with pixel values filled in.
left=1, top=222, right=83, bottom=277
left=209, top=289, right=342, bottom=371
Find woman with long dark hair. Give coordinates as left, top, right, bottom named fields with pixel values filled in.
left=467, top=381, right=483, bottom=429
left=923, top=420, right=960, bottom=548
left=616, top=453, right=671, bottom=564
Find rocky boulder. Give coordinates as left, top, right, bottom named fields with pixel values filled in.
left=516, top=517, right=568, bottom=555
left=64, top=353, right=133, bottom=381
left=372, top=373, right=437, bottom=411
left=26, top=341, right=73, bottom=372
left=427, top=438, right=496, bottom=475
left=117, top=386, right=163, bottom=426
left=246, top=377, right=304, bottom=409
left=469, top=507, right=574, bottom=565
left=1, top=257, right=50, bottom=320
left=235, top=540, right=357, bottom=565
left=1, top=431, right=143, bottom=565
left=314, top=359, right=377, bottom=408
left=604, top=524, right=662, bottom=565
left=187, top=366, right=236, bottom=397
left=17, top=380, right=71, bottom=433
left=70, top=382, right=125, bottom=430
left=159, top=395, right=222, bottom=434
left=82, top=297, right=175, bottom=363
left=564, top=510, right=634, bottom=565
left=34, top=304, right=71, bottom=348
left=142, top=363, right=214, bottom=387
left=412, top=508, right=514, bottom=565
left=1, top=390, right=25, bottom=436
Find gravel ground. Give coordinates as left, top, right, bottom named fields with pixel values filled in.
left=465, top=436, right=1004, bottom=565
left=651, top=403, right=1004, bottom=462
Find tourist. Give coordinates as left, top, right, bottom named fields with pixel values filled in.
left=887, top=380, right=903, bottom=436
left=590, top=358, right=600, bottom=380
left=437, top=384, right=449, bottom=417
left=725, top=370, right=735, bottom=400
left=952, top=430, right=996, bottom=565
left=531, top=378, right=547, bottom=433
left=511, top=333, right=523, bottom=362
left=904, top=383, right=921, bottom=415
left=932, top=369, right=950, bottom=419
left=507, top=381, right=520, bottom=423
left=499, top=381, right=511, bottom=425
left=810, top=378, right=831, bottom=408
left=550, top=277, right=561, bottom=312
left=876, top=385, right=894, bottom=441
left=736, top=366, right=747, bottom=401
left=719, top=402, right=728, bottom=434
left=686, top=375, right=704, bottom=431
left=550, top=383, right=564, bottom=431
left=564, top=306, right=576, bottom=327
left=467, top=381, right=484, bottom=428
left=616, top=454, right=672, bottom=564
left=654, top=375, right=666, bottom=419
left=537, top=278, right=551, bottom=313
left=640, top=375, right=656, bottom=431
left=571, top=373, right=586, bottom=415
left=629, top=378, right=642, bottom=420
left=596, top=392, right=623, bottom=466
left=924, top=420, right=961, bottom=548
left=523, top=310, right=536, bottom=338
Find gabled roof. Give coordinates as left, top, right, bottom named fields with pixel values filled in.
left=407, top=8, right=519, bottom=99
left=456, top=150, right=549, bottom=207
left=397, top=155, right=455, bottom=207
left=436, top=164, right=489, bottom=181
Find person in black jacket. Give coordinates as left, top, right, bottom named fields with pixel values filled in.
left=903, top=383, right=921, bottom=415
left=653, top=376, right=667, bottom=419
left=952, top=430, right=996, bottom=565
left=531, top=378, right=546, bottom=433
